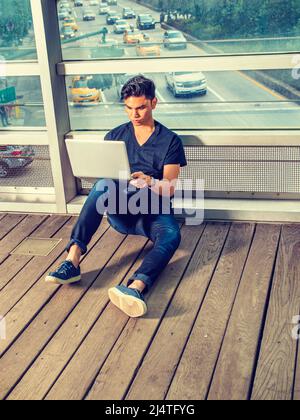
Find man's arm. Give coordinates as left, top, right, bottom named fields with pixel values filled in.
left=131, top=164, right=180, bottom=197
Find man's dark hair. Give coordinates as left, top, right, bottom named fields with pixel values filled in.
left=121, top=75, right=156, bottom=101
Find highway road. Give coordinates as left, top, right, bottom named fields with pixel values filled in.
left=61, top=0, right=300, bottom=130
left=8, top=0, right=300, bottom=131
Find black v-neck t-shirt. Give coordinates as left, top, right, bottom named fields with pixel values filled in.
left=104, top=120, right=187, bottom=180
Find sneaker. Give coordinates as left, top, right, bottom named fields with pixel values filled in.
left=45, top=260, right=81, bottom=285
left=108, top=285, right=148, bottom=318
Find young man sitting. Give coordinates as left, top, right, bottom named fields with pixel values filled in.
left=46, top=75, right=187, bottom=318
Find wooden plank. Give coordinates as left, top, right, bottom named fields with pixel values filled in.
left=0, top=213, right=6, bottom=221
left=125, top=223, right=255, bottom=401
left=0, top=214, right=27, bottom=241
left=0, top=214, right=48, bottom=255
left=0, top=254, right=9, bottom=266
left=166, top=223, right=259, bottom=401
left=81, top=223, right=228, bottom=401
left=84, top=224, right=206, bottom=401
left=45, top=224, right=193, bottom=401
left=0, top=221, right=125, bottom=399
left=251, top=224, right=300, bottom=400
left=7, top=234, right=149, bottom=400
left=205, top=224, right=281, bottom=400
left=0, top=218, right=109, bottom=358
left=0, top=215, right=70, bottom=293
left=0, top=214, right=27, bottom=268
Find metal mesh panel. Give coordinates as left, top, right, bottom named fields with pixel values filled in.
left=0, top=145, right=54, bottom=188
left=79, top=146, right=300, bottom=196
left=182, top=146, right=300, bottom=194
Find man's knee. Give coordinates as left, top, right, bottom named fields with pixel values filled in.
left=159, top=227, right=181, bottom=250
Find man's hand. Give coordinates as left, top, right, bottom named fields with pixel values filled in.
left=130, top=172, right=152, bottom=189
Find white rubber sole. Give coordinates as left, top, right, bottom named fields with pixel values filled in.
left=45, top=275, right=81, bottom=285
left=108, top=287, right=148, bottom=318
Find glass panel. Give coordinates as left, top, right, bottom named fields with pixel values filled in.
left=0, top=76, right=45, bottom=128
left=0, top=145, right=54, bottom=187
left=58, top=0, right=300, bottom=60
left=0, top=0, right=37, bottom=61
left=66, top=70, right=300, bottom=130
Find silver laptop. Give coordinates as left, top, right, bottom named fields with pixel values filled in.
left=66, top=138, right=131, bottom=184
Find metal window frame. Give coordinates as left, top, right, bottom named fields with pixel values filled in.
left=67, top=130, right=300, bottom=147
left=0, top=62, right=40, bottom=77
left=58, top=52, right=297, bottom=75
left=29, top=0, right=77, bottom=213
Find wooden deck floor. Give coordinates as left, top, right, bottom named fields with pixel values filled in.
left=0, top=213, right=299, bottom=400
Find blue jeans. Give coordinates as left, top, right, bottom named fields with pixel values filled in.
left=66, top=179, right=181, bottom=292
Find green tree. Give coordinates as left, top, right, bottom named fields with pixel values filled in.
left=0, top=0, right=31, bottom=45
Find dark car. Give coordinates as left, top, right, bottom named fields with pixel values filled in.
left=122, top=7, right=136, bottom=19
left=136, top=14, right=156, bottom=30
left=106, top=11, right=121, bottom=25
left=83, top=8, right=96, bottom=21
left=0, top=145, right=35, bottom=178
left=74, top=0, right=84, bottom=6
left=60, top=26, right=76, bottom=40
left=58, top=8, right=71, bottom=20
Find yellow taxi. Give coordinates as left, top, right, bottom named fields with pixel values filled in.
left=123, top=30, right=149, bottom=44
left=71, top=76, right=102, bottom=104
left=136, top=41, right=161, bottom=57
left=63, top=17, right=79, bottom=32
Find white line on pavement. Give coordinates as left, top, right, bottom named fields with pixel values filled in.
left=207, top=87, right=226, bottom=102
left=156, top=89, right=167, bottom=104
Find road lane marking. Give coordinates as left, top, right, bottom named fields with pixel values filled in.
left=207, top=87, right=226, bottom=102
left=237, top=70, right=287, bottom=101
left=156, top=89, right=167, bottom=103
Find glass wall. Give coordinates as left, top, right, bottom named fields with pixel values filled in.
left=0, top=145, right=54, bottom=187
left=0, top=76, right=45, bottom=128
left=0, top=0, right=37, bottom=61
left=57, top=0, right=300, bottom=61
left=66, top=70, right=300, bottom=130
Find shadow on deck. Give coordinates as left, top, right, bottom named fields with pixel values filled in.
left=0, top=213, right=299, bottom=400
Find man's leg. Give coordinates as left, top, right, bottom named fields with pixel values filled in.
left=108, top=213, right=181, bottom=317
left=127, top=213, right=181, bottom=292
left=46, top=179, right=119, bottom=284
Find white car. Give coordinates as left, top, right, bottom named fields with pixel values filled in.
left=99, top=3, right=110, bottom=14
left=114, top=19, right=132, bottom=34
left=89, top=0, right=99, bottom=6
left=166, top=72, right=207, bottom=97
left=163, top=30, right=187, bottom=49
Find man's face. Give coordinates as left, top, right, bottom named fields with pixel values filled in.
left=124, top=95, right=157, bottom=127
